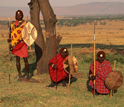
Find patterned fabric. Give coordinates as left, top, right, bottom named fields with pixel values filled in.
left=89, top=60, right=112, bottom=94
left=49, top=53, right=68, bottom=82
left=10, top=21, right=27, bottom=46
left=10, top=21, right=28, bottom=57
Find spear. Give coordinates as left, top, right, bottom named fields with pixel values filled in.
left=8, top=18, right=11, bottom=84
left=54, top=26, right=57, bottom=90
left=93, top=23, right=96, bottom=98
left=110, top=60, right=116, bottom=98
left=27, top=16, right=31, bottom=50
left=68, top=43, right=73, bottom=91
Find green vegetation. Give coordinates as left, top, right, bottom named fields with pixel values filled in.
left=0, top=20, right=8, bottom=25
left=0, top=39, right=124, bottom=107
left=57, top=15, right=124, bottom=27
left=1, top=15, right=124, bottom=27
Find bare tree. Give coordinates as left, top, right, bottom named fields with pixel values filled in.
left=28, top=0, right=62, bottom=74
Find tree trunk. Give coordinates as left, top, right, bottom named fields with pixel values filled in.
left=28, top=0, right=62, bottom=74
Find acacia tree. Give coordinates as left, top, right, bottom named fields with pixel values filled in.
left=28, top=0, right=62, bottom=74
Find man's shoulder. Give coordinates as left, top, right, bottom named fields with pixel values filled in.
left=11, top=21, right=15, bottom=24
left=90, top=61, right=94, bottom=67
left=104, top=60, right=112, bottom=66
left=49, top=53, right=60, bottom=62
left=104, top=60, right=111, bottom=63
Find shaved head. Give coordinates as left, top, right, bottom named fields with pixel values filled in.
left=15, top=10, right=23, bottom=21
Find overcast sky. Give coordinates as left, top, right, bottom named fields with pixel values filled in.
left=1, top=0, right=124, bottom=7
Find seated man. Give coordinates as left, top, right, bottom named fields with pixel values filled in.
left=47, top=47, right=69, bottom=87
left=89, top=51, right=112, bottom=95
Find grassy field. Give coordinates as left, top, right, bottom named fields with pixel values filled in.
left=0, top=20, right=124, bottom=107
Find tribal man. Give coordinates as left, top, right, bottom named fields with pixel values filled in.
left=47, top=47, right=69, bottom=87
left=7, top=10, right=30, bottom=80
left=89, top=51, right=112, bottom=95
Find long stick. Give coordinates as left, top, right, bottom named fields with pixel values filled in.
left=54, top=26, right=57, bottom=90
left=8, top=18, right=11, bottom=84
left=113, top=60, right=116, bottom=71
left=110, top=60, right=116, bottom=98
left=112, top=60, right=116, bottom=96
left=9, top=43, right=10, bottom=84
left=68, top=43, right=73, bottom=91
left=27, top=16, right=31, bottom=50
left=71, top=43, right=72, bottom=56
left=93, top=23, right=96, bottom=98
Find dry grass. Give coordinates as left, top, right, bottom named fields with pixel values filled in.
left=1, top=20, right=124, bottom=45
left=55, top=20, right=124, bottom=45
left=0, top=19, right=124, bottom=107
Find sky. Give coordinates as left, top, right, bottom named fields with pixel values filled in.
left=0, top=0, right=124, bottom=7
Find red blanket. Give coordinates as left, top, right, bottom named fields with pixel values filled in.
left=89, top=60, right=112, bottom=94
left=49, top=53, right=68, bottom=82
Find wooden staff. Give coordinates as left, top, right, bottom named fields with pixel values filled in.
left=110, top=60, right=116, bottom=98
left=8, top=18, right=11, bottom=84
left=68, top=43, right=73, bottom=91
left=71, top=43, right=72, bottom=56
left=8, top=40, right=10, bottom=84
left=27, top=16, right=31, bottom=50
left=54, top=27, right=57, bottom=90
left=93, top=23, right=96, bottom=98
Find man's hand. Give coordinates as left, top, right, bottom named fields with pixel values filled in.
left=52, top=64, right=57, bottom=69
left=7, top=38, right=11, bottom=43
left=49, top=63, right=57, bottom=69
left=90, top=74, right=96, bottom=80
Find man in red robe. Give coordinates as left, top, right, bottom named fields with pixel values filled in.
left=47, top=47, right=69, bottom=87
left=7, top=10, right=30, bottom=80
left=89, top=51, right=112, bottom=95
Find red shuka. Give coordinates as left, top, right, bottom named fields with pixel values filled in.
left=49, top=53, right=68, bottom=82
left=89, top=60, right=112, bottom=94
left=12, top=41, right=28, bottom=58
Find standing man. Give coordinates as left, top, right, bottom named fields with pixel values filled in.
left=89, top=51, right=112, bottom=95
left=47, top=47, right=69, bottom=87
left=7, top=10, right=30, bottom=80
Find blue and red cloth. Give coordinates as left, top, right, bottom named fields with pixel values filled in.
left=89, top=60, right=112, bottom=94
left=49, top=53, right=68, bottom=82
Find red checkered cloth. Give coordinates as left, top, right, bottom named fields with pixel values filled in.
left=49, top=53, right=68, bottom=82
left=89, top=60, right=112, bottom=94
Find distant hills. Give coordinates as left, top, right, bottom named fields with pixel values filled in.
left=54, top=2, right=124, bottom=16
left=0, top=2, right=124, bottom=17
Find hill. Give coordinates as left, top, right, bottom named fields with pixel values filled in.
left=54, top=2, right=124, bottom=16
left=0, top=2, right=124, bottom=17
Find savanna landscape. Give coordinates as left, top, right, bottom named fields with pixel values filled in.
left=0, top=16, right=124, bottom=107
